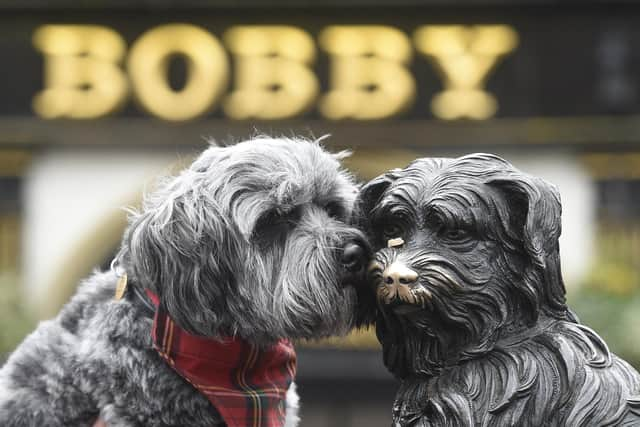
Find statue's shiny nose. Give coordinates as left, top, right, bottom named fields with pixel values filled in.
left=382, top=262, right=418, bottom=286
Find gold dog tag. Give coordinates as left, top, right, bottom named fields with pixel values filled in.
left=388, top=238, right=405, bottom=248
left=114, top=273, right=128, bottom=300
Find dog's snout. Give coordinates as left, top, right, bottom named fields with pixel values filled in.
left=341, top=242, right=368, bottom=273
left=383, top=262, right=418, bottom=287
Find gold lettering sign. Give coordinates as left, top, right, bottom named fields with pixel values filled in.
left=413, top=25, right=518, bottom=120
left=223, top=26, right=318, bottom=120
left=128, top=24, right=229, bottom=121
left=31, top=23, right=520, bottom=122
left=318, top=26, right=415, bottom=120
left=32, top=25, right=128, bottom=119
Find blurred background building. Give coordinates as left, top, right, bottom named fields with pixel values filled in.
left=1, top=0, right=640, bottom=425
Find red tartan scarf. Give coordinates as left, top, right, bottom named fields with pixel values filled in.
left=145, top=290, right=297, bottom=427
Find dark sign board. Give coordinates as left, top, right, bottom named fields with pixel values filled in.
left=1, top=6, right=639, bottom=123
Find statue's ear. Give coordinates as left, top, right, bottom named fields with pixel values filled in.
left=487, top=174, right=562, bottom=266
left=357, top=169, right=401, bottom=218
left=487, top=172, right=567, bottom=315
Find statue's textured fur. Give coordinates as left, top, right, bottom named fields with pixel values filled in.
left=0, top=137, right=370, bottom=426
left=360, top=154, right=640, bottom=426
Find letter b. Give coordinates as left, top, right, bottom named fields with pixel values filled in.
left=32, top=25, right=128, bottom=119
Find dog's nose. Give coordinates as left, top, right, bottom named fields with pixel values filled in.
left=341, top=242, right=368, bottom=273
left=383, top=262, right=418, bottom=287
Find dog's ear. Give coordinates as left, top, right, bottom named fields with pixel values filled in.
left=487, top=172, right=567, bottom=315
left=357, top=169, right=400, bottom=217
left=119, top=188, right=237, bottom=335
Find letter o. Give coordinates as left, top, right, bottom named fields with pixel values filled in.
left=128, top=24, right=229, bottom=121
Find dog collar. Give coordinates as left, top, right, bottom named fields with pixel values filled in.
left=145, top=290, right=297, bottom=427
left=125, top=279, right=156, bottom=318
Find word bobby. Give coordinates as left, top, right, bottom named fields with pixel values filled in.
left=33, top=24, right=517, bottom=122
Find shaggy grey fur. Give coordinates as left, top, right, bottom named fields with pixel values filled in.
left=359, top=154, right=640, bottom=426
left=0, top=137, right=369, bottom=426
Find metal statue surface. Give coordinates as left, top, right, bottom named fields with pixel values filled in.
left=360, top=154, right=640, bottom=426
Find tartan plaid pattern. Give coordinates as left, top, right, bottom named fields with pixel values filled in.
left=145, top=290, right=297, bottom=427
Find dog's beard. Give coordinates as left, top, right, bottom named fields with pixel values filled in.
left=371, top=248, right=520, bottom=378
left=278, top=227, right=358, bottom=338
left=240, top=226, right=359, bottom=343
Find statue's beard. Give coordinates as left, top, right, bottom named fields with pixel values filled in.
left=373, top=253, right=520, bottom=379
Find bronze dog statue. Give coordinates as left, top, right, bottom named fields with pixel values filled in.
left=360, top=154, right=640, bottom=426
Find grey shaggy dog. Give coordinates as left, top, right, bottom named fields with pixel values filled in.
left=0, top=137, right=371, bottom=427
left=359, top=154, right=640, bottom=426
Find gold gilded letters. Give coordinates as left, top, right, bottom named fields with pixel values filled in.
left=223, top=26, right=318, bottom=120
left=319, top=26, right=415, bottom=120
left=414, top=25, right=518, bottom=120
left=32, top=25, right=128, bottom=119
left=128, top=24, right=229, bottom=121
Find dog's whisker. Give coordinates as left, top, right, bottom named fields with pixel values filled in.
left=314, top=245, right=343, bottom=251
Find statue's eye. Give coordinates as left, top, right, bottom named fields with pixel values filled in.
left=382, top=223, right=403, bottom=239
left=442, top=229, right=469, bottom=241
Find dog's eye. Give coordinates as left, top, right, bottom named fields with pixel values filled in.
left=253, top=209, right=296, bottom=248
left=325, top=202, right=345, bottom=220
left=254, top=209, right=294, bottom=235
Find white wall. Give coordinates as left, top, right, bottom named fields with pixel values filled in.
left=510, top=153, right=596, bottom=289
left=22, top=147, right=183, bottom=311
